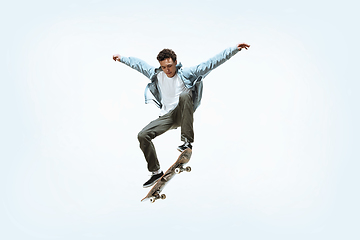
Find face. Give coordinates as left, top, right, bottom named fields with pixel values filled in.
left=159, top=58, right=177, bottom=78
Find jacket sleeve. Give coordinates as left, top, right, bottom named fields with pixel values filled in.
left=182, top=46, right=240, bottom=80
left=120, top=56, right=156, bottom=80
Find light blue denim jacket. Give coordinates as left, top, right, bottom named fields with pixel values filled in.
left=120, top=46, right=240, bottom=111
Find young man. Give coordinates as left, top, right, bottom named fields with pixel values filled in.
left=112, top=43, right=250, bottom=188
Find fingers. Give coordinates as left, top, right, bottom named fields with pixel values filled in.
left=237, top=43, right=250, bottom=50
left=113, top=55, right=120, bottom=61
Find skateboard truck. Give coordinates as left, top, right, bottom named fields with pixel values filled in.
left=175, top=166, right=191, bottom=174
left=150, top=191, right=167, bottom=203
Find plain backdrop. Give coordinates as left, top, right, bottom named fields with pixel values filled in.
left=1, top=0, right=359, bottom=239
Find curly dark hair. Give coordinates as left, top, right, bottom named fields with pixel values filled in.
left=157, top=49, right=177, bottom=62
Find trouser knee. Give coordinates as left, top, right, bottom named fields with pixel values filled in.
left=138, top=129, right=155, bottom=144
left=137, top=131, right=147, bottom=143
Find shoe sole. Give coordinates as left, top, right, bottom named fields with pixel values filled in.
left=177, top=147, right=191, bottom=152
left=143, top=182, right=156, bottom=188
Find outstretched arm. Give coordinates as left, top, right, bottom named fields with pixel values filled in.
left=112, top=53, right=156, bottom=80
left=183, top=43, right=250, bottom=80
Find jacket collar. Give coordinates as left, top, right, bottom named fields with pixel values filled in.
left=176, top=62, right=183, bottom=70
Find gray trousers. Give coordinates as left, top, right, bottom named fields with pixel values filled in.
left=137, top=92, right=194, bottom=172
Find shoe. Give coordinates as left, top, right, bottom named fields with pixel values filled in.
left=177, top=142, right=192, bottom=152
left=143, top=171, right=164, bottom=188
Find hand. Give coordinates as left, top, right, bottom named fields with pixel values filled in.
left=113, top=54, right=121, bottom=62
left=237, top=43, right=250, bottom=51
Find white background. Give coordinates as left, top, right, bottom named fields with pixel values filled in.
left=1, top=0, right=359, bottom=239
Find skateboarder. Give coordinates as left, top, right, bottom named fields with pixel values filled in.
left=112, top=43, right=250, bottom=188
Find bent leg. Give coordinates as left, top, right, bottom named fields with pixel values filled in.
left=174, top=91, right=194, bottom=143
left=137, top=114, right=174, bottom=172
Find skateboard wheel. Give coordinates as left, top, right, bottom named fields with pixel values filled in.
left=175, top=168, right=181, bottom=174
left=161, top=194, right=166, bottom=200
left=150, top=197, right=156, bottom=203
left=185, top=166, right=191, bottom=172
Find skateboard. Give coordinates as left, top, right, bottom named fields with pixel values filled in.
left=141, top=148, right=192, bottom=203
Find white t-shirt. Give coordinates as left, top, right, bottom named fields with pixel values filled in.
left=157, top=72, right=190, bottom=116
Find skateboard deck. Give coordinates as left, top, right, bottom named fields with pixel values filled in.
left=141, top=148, right=192, bottom=203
